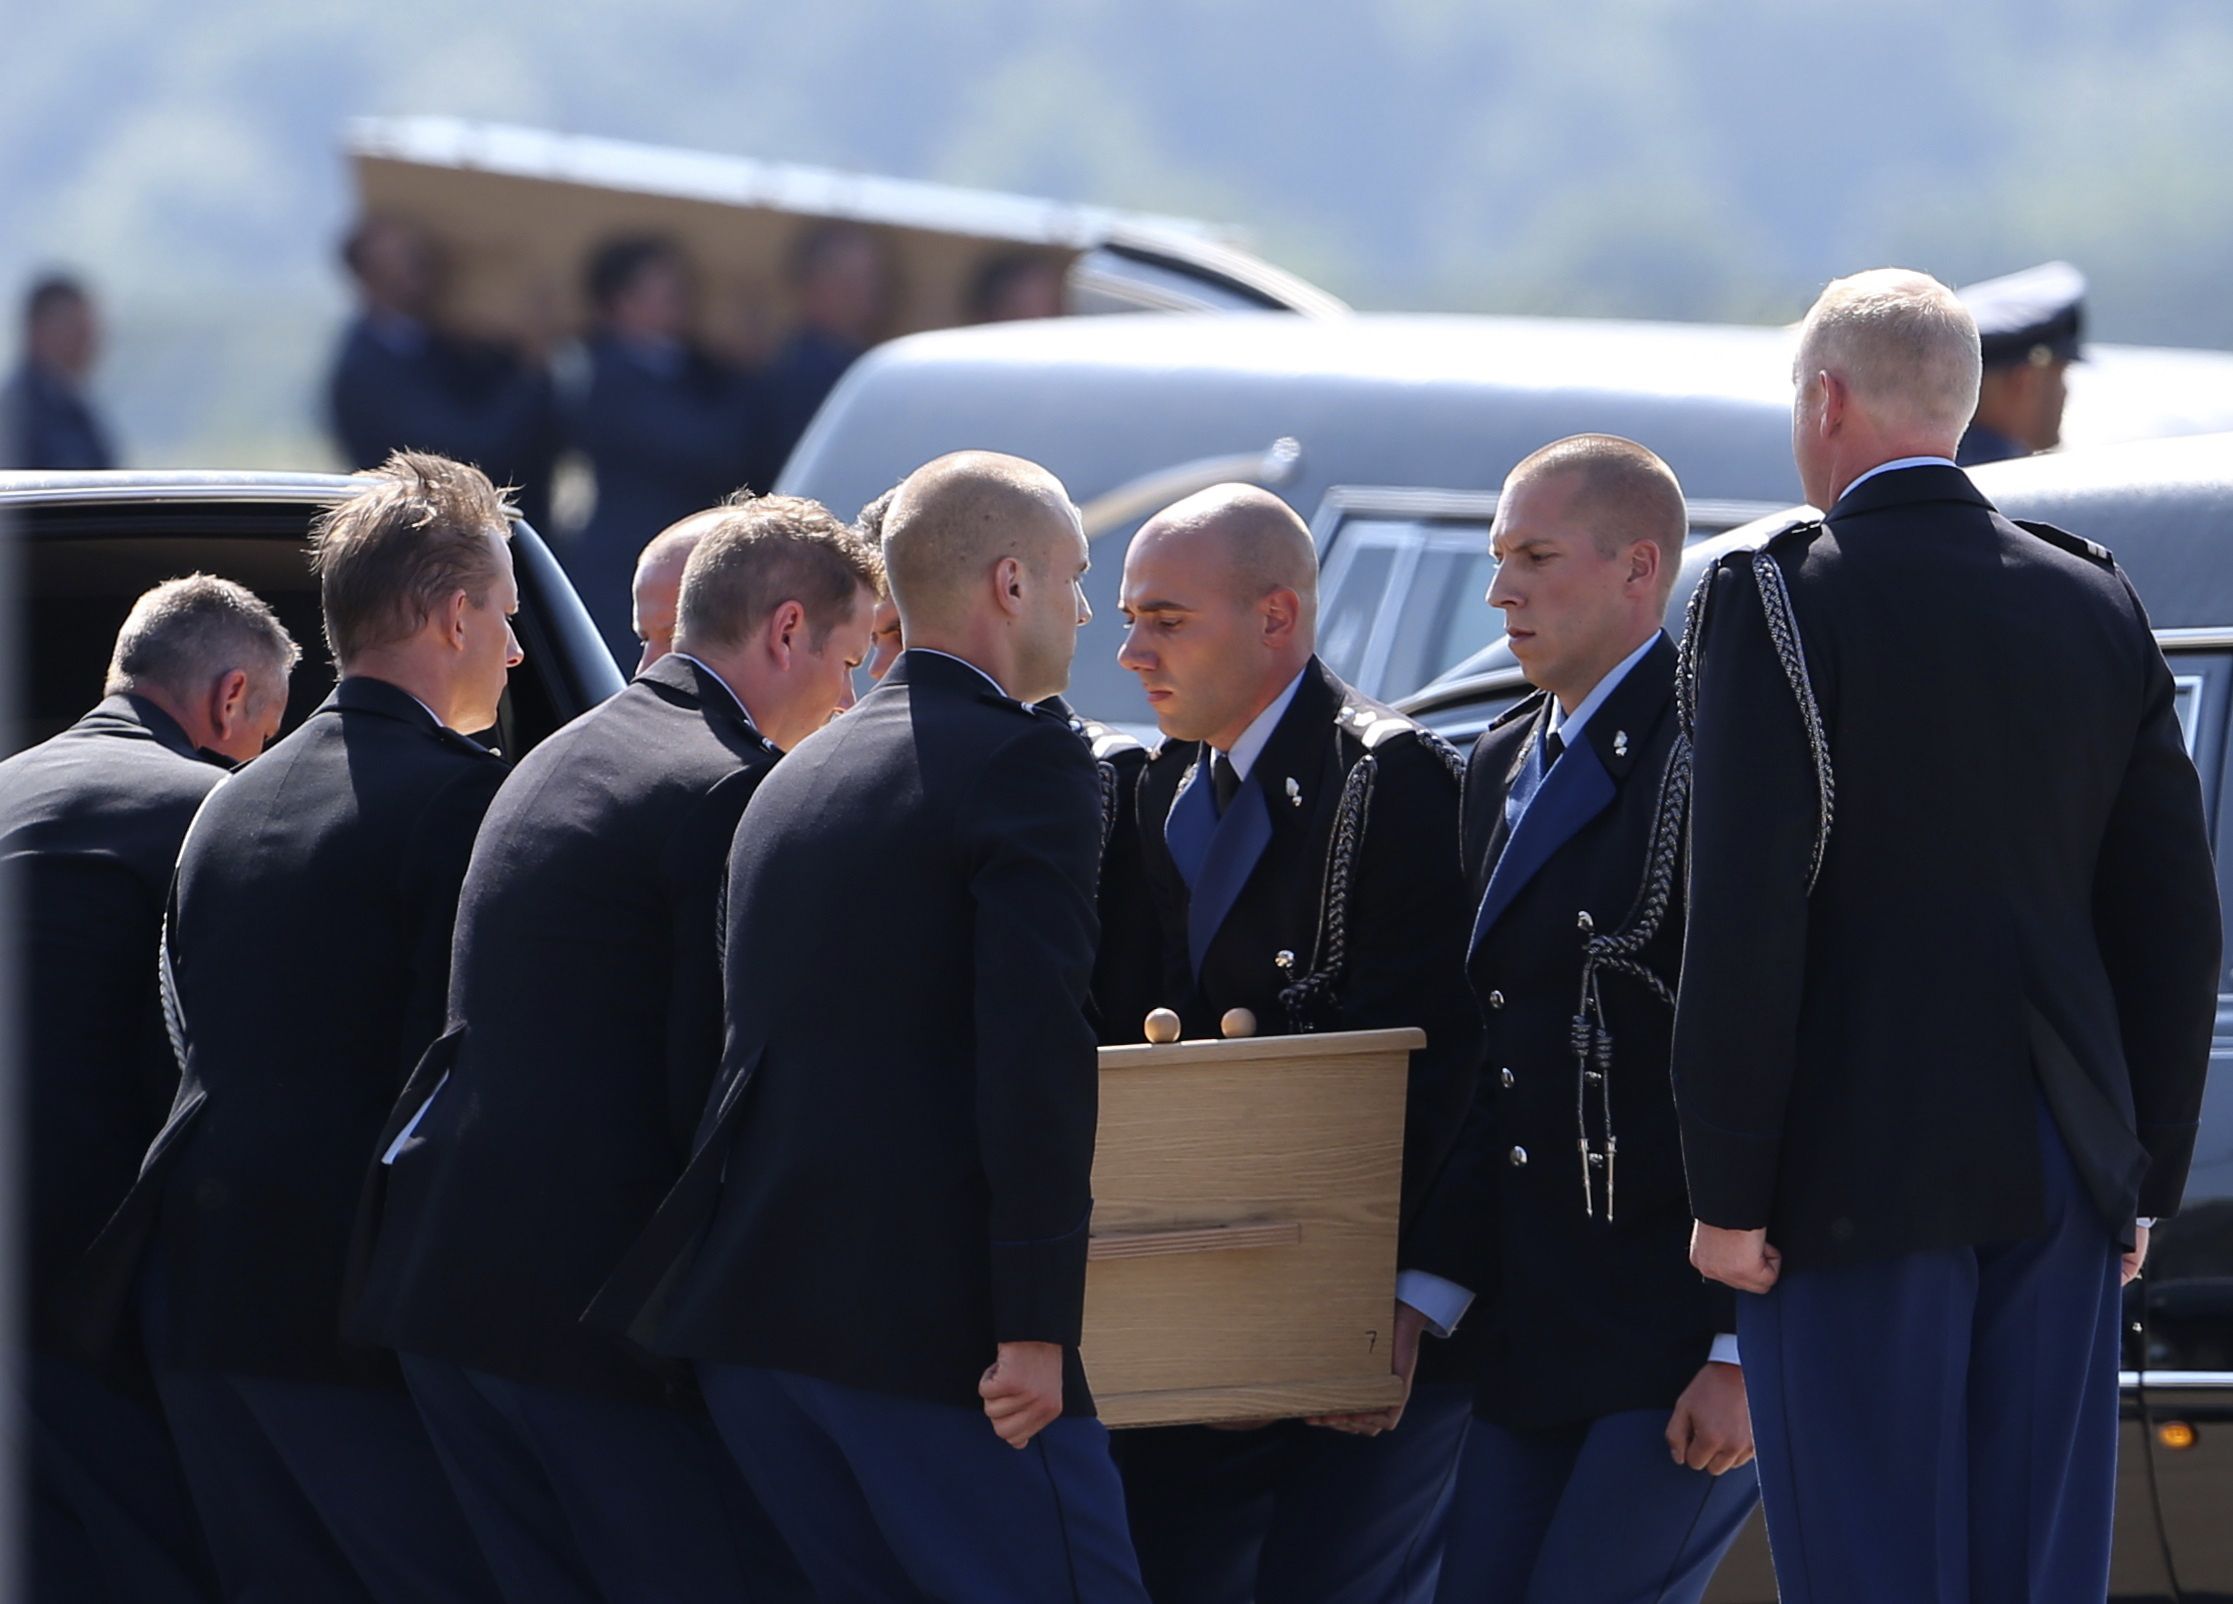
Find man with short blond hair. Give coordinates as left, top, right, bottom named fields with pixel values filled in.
left=74, top=449, right=524, bottom=1602
left=1674, top=271, right=2218, bottom=1599
left=4, top=574, right=296, bottom=1602
left=353, top=492, right=876, bottom=1603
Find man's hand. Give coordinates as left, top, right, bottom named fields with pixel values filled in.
left=1308, top=1300, right=1429, bottom=1436
left=2122, top=1222, right=2151, bottom=1287
left=980, top=1341, right=1064, bottom=1450
left=1690, top=1222, right=1781, bottom=1294
left=1665, top=1362, right=1755, bottom=1475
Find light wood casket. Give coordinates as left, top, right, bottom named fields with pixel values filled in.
left=1081, top=1027, right=1422, bottom=1429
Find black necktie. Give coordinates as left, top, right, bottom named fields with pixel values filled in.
left=1212, top=753, right=1242, bottom=815
left=1543, top=728, right=1565, bottom=770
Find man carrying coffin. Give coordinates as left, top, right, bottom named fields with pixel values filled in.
left=350, top=495, right=878, bottom=1602
left=1394, top=436, right=1759, bottom=1603
left=593, top=450, right=1150, bottom=1601
left=1108, top=485, right=1480, bottom=1604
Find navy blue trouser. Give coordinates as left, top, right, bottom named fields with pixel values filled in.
left=140, top=1253, right=497, bottom=1604
left=1117, top=1379, right=1474, bottom=1603
left=15, top=1349, right=217, bottom=1602
left=1737, top=1100, right=2123, bottom=1604
left=698, top=1361, right=1152, bottom=1603
left=401, top=1352, right=810, bottom=1603
left=150, top=1365, right=501, bottom=1603
left=1433, top=1406, right=1759, bottom=1603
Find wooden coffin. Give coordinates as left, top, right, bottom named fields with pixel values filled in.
left=344, top=116, right=1207, bottom=350
left=1082, top=1027, right=1422, bottom=1429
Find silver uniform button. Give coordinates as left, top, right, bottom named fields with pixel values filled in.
left=1500, top=1067, right=1515, bottom=1089
left=1487, top=990, right=1506, bottom=1010
left=1508, top=1145, right=1528, bottom=1167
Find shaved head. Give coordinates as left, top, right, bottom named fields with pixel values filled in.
left=1504, top=435, right=1687, bottom=605
left=881, top=450, right=1080, bottom=632
left=1129, top=484, right=1318, bottom=615
left=1797, top=268, right=1982, bottom=438
left=1118, top=484, right=1318, bottom=748
left=631, top=506, right=726, bottom=670
left=880, top=450, right=1089, bottom=702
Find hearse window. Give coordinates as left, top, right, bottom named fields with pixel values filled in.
left=2173, top=674, right=2204, bottom=755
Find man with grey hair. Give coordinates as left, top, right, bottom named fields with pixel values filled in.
left=71, top=450, right=525, bottom=1602
left=2, top=574, right=295, bottom=1602
left=1673, top=270, right=2218, bottom=1599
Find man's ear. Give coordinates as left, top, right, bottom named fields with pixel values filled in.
left=1628, top=539, right=1662, bottom=593
left=444, top=589, right=474, bottom=649
left=1817, top=370, right=1848, bottom=436
left=993, top=555, right=1026, bottom=618
left=208, top=668, right=250, bottom=738
left=765, top=600, right=807, bottom=665
left=1261, top=586, right=1302, bottom=647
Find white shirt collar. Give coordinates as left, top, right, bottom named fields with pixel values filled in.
left=1837, top=455, right=1960, bottom=504
left=903, top=647, right=1010, bottom=700
left=1218, top=667, right=1309, bottom=782
left=668, top=652, right=760, bottom=733
left=403, top=691, right=447, bottom=731
left=1547, top=631, right=1661, bottom=748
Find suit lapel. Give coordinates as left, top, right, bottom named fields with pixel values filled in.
left=1468, top=635, right=1677, bottom=956
left=1470, top=734, right=1615, bottom=957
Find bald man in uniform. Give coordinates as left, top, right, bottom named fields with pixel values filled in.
left=1110, top=486, right=1480, bottom=1604
left=595, top=452, right=1150, bottom=1601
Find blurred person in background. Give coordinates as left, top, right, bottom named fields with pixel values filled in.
left=564, top=235, right=764, bottom=666
left=327, top=215, right=561, bottom=532
left=753, top=222, right=890, bottom=489
left=1955, top=261, right=2085, bottom=467
left=965, top=251, right=1067, bottom=324
left=2, top=273, right=116, bottom=470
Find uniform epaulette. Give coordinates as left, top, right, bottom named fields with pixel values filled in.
left=2014, top=518, right=2114, bottom=568
left=1075, top=718, right=1147, bottom=763
left=1488, top=688, right=1549, bottom=732
left=1334, top=694, right=1427, bottom=752
left=979, top=689, right=1052, bottom=721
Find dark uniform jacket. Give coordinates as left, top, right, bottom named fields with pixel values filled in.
left=67, top=678, right=508, bottom=1384
left=591, top=650, right=1108, bottom=1415
left=1130, top=658, right=1480, bottom=1227
left=1673, top=464, right=2220, bottom=1267
left=1405, top=635, right=1731, bottom=1427
left=0, top=696, right=230, bottom=1346
left=1040, top=698, right=1161, bottom=1044
left=327, top=315, right=560, bottom=531
left=348, top=655, right=782, bottom=1404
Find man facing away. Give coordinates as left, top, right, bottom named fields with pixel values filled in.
left=1675, top=269, right=2219, bottom=1603
left=593, top=450, right=1150, bottom=1601
left=1394, top=436, right=1758, bottom=1604
left=4, top=575, right=296, bottom=1603
left=1107, top=485, right=1480, bottom=1604
left=349, top=494, right=878, bottom=1602
left=68, top=450, right=527, bottom=1603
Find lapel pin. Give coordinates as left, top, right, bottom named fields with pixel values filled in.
left=1612, top=730, right=1629, bottom=758
left=1285, top=777, right=1302, bottom=807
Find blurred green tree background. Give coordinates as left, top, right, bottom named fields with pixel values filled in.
left=4, top=0, right=2227, bottom=466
